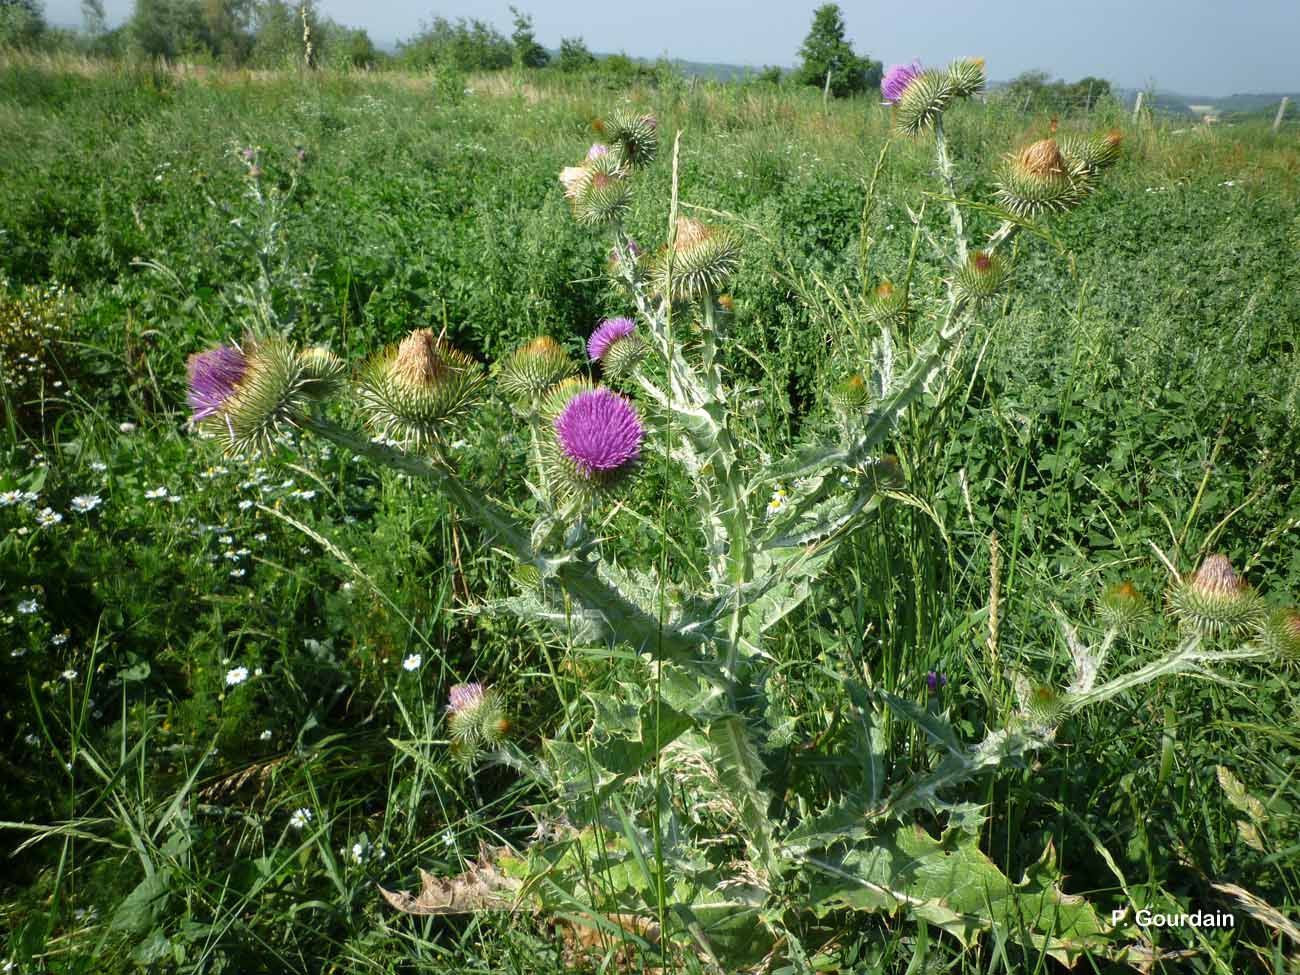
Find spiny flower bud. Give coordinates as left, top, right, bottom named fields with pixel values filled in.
left=186, top=336, right=311, bottom=455
left=1169, top=554, right=1264, bottom=638
left=864, top=279, right=909, bottom=326
left=1257, top=606, right=1300, bottom=660
left=604, top=109, right=658, bottom=168
left=356, top=329, right=484, bottom=447
left=651, top=217, right=742, bottom=301
left=1026, top=684, right=1062, bottom=725
left=495, top=335, right=575, bottom=402
left=996, top=137, right=1090, bottom=218
left=560, top=151, right=632, bottom=226
left=946, top=57, right=986, bottom=98
left=829, top=373, right=871, bottom=412
left=587, top=317, right=646, bottom=380
left=952, top=250, right=1012, bottom=303
left=1059, top=130, right=1123, bottom=174
left=297, top=345, right=347, bottom=400
left=1097, top=581, right=1149, bottom=630
left=446, top=681, right=509, bottom=751
left=892, top=68, right=956, bottom=136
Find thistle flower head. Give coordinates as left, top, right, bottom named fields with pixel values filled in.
left=587, top=317, right=636, bottom=362
left=587, top=142, right=609, bottom=160
left=495, top=335, right=575, bottom=402
left=1018, top=138, right=1066, bottom=178
left=881, top=60, right=924, bottom=103
left=553, top=388, right=643, bottom=479
left=356, top=329, right=484, bottom=447
left=187, top=336, right=311, bottom=454
left=925, top=670, right=948, bottom=693
left=1169, top=554, right=1264, bottom=637
left=187, top=344, right=249, bottom=421
left=1259, top=606, right=1300, bottom=660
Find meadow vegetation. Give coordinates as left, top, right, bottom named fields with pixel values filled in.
left=1, top=51, right=1299, bottom=973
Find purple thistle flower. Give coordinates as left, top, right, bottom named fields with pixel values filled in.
left=554, top=388, right=643, bottom=477
left=882, top=60, right=925, bottom=103
left=587, top=317, right=636, bottom=362
left=186, top=344, right=248, bottom=421
left=925, top=670, right=948, bottom=693
left=448, top=682, right=485, bottom=714
left=587, top=142, right=609, bottom=160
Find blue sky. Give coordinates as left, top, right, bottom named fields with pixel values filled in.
left=45, top=0, right=1298, bottom=96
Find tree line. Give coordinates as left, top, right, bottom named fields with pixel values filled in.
left=1, top=0, right=1119, bottom=113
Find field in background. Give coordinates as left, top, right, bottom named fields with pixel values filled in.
left=2, top=57, right=1299, bottom=973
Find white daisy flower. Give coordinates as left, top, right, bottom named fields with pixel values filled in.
left=0, top=490, right=22, bottom=507
left=402, top=654, right=422, bottom=671
left=288, top=807, right=312, bottom=829
left=90, top=461, right=108, bottom=473
left=225, top=666, right=249, bottom=686
left=259, top=729, right=273, bottom=741
left=230, top=568, right=246, bottom=578
left=51, top=632, right=69, bottom=646
left=238, top=499, right=254, bottom=510
left=35, top=508, right=62, bottom=527
left=17, top=599, right=38, bottom=614
left=144, top=486, right=168, bottom=500
left=119, top=422, right=137, bottom=433
left=61, top=669, right=78, bottom=680
left=218, top=535, right=233, bottom=544
left=70, top=495, right=102, bottom=513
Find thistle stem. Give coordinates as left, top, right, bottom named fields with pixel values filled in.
left=933, top=115, right=968, bottom=264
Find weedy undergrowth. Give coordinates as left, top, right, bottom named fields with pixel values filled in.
left=182, top=58, right=1298, bottom=970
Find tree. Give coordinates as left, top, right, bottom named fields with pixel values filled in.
left=0, top=0, right=47, bottom=47
left=793, top=3, right=880, bottom=98
left=557, top=35, right=595, bottom=72
left=509, top=6, right=546, bottom=68
left=399, top=16, right=511, bottom=72
left=81, top=0, right=106, bottom=36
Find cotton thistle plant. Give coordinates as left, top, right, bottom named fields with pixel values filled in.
left=184, top=95, right=1290, bottom=969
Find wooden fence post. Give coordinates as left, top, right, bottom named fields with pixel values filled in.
left=1274, top=96, right=1290, bottom=134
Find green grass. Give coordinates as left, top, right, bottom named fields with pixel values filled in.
left=2, top=55, right=1299, bottom=973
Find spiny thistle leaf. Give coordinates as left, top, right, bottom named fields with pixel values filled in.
left=494, top=335, right=576, bottom=402
left=651, top=217, right=743, bottom=301
left=355, top=329, right=485, bottom=447
left=893, top=70, right=956, bottom=136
